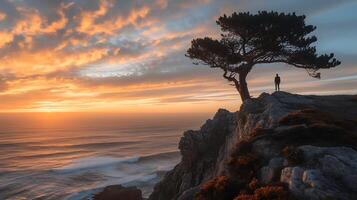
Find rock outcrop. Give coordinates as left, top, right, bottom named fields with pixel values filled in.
left=149, top=92, right=357, bottom=200
left=93, top=185, right=142, bottom=200
left=149, top=109, right=237, bottom=200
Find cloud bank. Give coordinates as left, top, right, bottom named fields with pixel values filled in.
left=0, top=0, right=356, bottom=112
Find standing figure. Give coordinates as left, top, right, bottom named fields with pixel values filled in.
left=275, top=74, right=281, bottom=91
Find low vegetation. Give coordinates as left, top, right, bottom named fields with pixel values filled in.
left=196, top=176, right=238, bottom=200
left=234, top=184, right=289, bottom=200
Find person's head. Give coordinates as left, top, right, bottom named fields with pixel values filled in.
left=276, top=73, right=278, bottom=77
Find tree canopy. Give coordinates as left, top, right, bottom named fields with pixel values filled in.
left=186, top=11, right=341, bottom=101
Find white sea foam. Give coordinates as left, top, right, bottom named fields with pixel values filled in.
left=62, top=155, right=171, bottom=200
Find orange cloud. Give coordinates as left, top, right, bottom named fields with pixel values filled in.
left=0, top=48, right=110, bottom=76
left=14, top=5, right=68, bottom=35
left=0, top=31, right=14, bottom=48
left=77, top=0, right=113, bottom=34
left=0, top=4, right=69, bottom=49
left=77, top=1, right=151, bottom=35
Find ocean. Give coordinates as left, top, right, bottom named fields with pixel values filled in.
left=0, top=112, right=210, bottom=199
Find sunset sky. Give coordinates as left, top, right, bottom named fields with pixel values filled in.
left=0, top=0, right=356, bottom=113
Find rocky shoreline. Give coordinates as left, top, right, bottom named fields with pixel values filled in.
left=94, top=92, right=357, bottom=200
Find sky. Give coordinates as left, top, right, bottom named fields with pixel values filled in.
left=0, top=0, right=356, bottom=113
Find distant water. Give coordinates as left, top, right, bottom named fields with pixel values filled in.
left=0, top=112, right=209, bottom=199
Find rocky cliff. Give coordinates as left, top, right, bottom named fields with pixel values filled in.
left=149, top=92, right=357, bottom=200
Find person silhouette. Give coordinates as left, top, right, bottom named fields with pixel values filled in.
left=275, top=74, right=281, bottom=91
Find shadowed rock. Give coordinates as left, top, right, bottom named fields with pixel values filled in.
left=149, top=109, right=237, bottom=200
left=93, top=185, right=142, bottom=200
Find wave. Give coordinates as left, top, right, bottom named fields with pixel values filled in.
left=0, top=141, right=41, bottom=148
left=15, top=150, right=89, bottom=160
left=66, top=173, right=159, bottom=200
left=139, top=151, right=180, bottom=162
left=59, top=152, right=180, bottom=199
left=54, top=156, right=140, bottom=173
left=0, top=113, right=201, bottom=200
left=66, top=175, right=158, bottom=200
left=69, top=141, right=141, bottom=149
left=24, top=141, right=142, bottom=150
left=54, top=151, right=180, bottom=173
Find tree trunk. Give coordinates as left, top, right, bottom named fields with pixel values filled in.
left=222, top=69, right=251, bottom=102
left=238, top=73, right=250, bottom=101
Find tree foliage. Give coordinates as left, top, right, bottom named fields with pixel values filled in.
left=186, top=11, right=341, bottom=101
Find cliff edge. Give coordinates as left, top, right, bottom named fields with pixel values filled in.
left=149, top=92, right=357, bottom=200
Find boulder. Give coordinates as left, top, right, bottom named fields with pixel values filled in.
left=93, top=185, right=142, bottom=200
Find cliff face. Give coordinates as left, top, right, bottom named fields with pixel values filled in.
left=148, top=109, right=237, bottom=200
left=149, top=92, right=357, bottom=200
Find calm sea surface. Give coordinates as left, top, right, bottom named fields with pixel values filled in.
left=0, top=112, right=209, bottom=199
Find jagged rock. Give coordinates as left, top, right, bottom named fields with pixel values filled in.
left=177, top=187, right=200, bottom=200
left=93, top=185, right=142, bottom=200
left=259, top=157, right=286, bottom=184
left=149, top=92, right=357, bottom=200
left=279, top=145, right=357, bottom=199
left=149, top=109, right=236, bottom=200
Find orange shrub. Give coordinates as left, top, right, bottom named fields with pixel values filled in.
left=234, top=185, right=289, bottom=200
left=248, top=178, right=259, bottom=191
left=278, top=108, right=354, bottom=130
left=234, top=194, right=253, bottom=200
left=196, top=176, right=237, bottom=200
left=228, top=153, right=260, bottom=181
left=254, top=185, right=288, bottom=200
left=201, top=176, right=229, bottom=193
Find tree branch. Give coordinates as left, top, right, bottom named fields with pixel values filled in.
left=223, top=69, right=240, bottom=91
left=255, top=59, right=306, bottom=68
